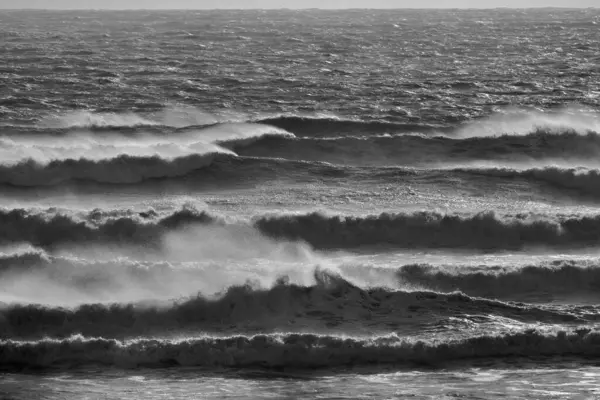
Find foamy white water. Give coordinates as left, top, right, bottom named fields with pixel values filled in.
left=1, top=8, right=600, bottom=399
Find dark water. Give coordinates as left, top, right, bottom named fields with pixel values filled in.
left=1, top=8, right=600, bottom=399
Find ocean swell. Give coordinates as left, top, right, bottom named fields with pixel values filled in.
left=0, top=207, right=217, bottom=248
left=396, top=261, right=600, bottom=300
left=231, top=130, right=600, bottom=166
left=0, top=153, right=228, bottom=186
left=254, top=211, right=600, bottom=250
left=3, top=208, right=600, bottom=250
left=459, top=167, right=600, bottom=199
left=2, top=329, right=600, bottom=370
left=0, top=270, right=581, bottom=340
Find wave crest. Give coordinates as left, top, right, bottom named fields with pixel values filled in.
left=230, top=130, right=600, bottom=166
left=397, top=261, right=600, bottom=300
left=254, top=211, right=600, bottom=250
left=2, top=329, right=599, bottom=370
left=0, top=270, right=579, bottom=339
left=0, top=153, right=229, bottom=186
left=0, top=206, right=217, bottom=248
left=3, top=208, right=600, bottom=250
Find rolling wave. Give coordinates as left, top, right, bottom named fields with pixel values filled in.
left=32, top=110, right=440, bottom=136
left=0, top=206, right=217, bottom=248
left=0, top=153, right=229, bottom=186
left=453, top=108, right=600, bottom=138
left=0, top=270, right=582, bottom=340
left=0, top=121, right=293, bottom=145
left=24, top=109, right=600, bottom=140
left=396, top=261, right=600, bottom=300
left=20, top=112, right=424, bottom=136
left=5, top=113, right=600, bottom=191
left=229, top=130, right=600, bottom=166
left=255, top=211, right=600, bottom=250
left=2, top=328, right=599, bottom=370
left=3, top=207, right=600, bottom=250
left=2, top=148, right=600, bottom=197
left=0, top=249, right=48, bottom=271
left=0, top=154, right=351, bottom=187
left=458, top=166, right=600, bottom=199
left=3, top=250, right=600, bottom=304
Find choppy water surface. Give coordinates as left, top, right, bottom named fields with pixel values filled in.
left=2, top=8, right=600, bottom=399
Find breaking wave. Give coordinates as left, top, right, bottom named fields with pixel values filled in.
left=2, top=328, right=600, bottom=370
left=454, top=108, right=600, bottom=138
left=3, top=151, right=600, bottom=195
left=0, top=206, right=217, bottom=248
left=0, top=153, right=229, bottom=186
left=0, top=248, right=48, bottom=271
left=0, top=155, right=354, bottom=188
left=19, top=109, right=600, bottom=141
left=255, top=211, right=600, bottom=250
left=230, top=130, right=600, bottom=166
left=396, top=261, right=600, bottom=300
left=4, top=251, right=600, bottom=305
left=256, top=110, right=600, bottom=138
left=0, top=270, right=582, bottom=340
left=4, top=207, right=600, bottom=250
left=1, top=120, right=292, bottom=151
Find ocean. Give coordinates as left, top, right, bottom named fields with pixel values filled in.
left=1, top=7, right=600, bottom=399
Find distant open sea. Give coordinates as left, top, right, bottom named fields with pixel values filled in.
left=1, top=8, right=600, bottom=399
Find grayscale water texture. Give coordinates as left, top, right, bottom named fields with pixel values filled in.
left=1, top=8, right=600, bottom=399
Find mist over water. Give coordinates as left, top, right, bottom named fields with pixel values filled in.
left=2, top=7, right=600, bottom=400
